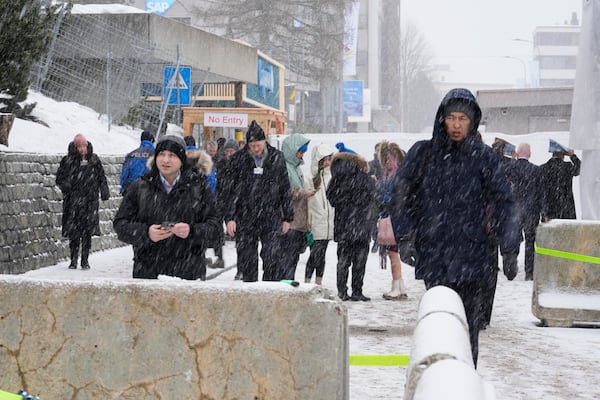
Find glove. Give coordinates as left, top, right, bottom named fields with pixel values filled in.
left=502, top=252, right=518, bottom=281
left=398, top=236, right=418, bottom=267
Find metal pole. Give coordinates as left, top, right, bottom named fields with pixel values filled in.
left=158, top=46, right=180, bottom=138
left=34, top=1, right=67, bottom=92
left=503, top=56, right=527, bottom=86
left=106, top=42, right=112, bottom=132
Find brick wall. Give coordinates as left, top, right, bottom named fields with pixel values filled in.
left=0, top=152, right=126, bottom=274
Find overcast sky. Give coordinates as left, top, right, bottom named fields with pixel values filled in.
left=401, top=0, right=583, bottom=85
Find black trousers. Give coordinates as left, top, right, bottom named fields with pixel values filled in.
left=280, top=229, right=306, bottom=280
left=236, top=224, right=282, bottom=282
left=424, top=280, right=484, bottom=368
left=519, top=215, right=539, bottom=274
left=305, top=240, right=329, bottom=280
left=482, top=233, right=499, bottom=327
left=69, top=235, right=91, bottom=264
left=336, top=240, right=369, bottom=296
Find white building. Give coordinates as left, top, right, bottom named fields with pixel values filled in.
left=532, top=14, right=580, bottom=87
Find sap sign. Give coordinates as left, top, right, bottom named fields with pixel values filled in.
left=146, top=0, right=176, bottom=15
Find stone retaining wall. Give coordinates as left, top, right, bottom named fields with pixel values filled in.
left=0, top=278, right=348, bottom=399
left=0, top=152, right=125, bottom=274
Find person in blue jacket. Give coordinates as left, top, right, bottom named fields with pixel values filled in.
left=119, top=130, right=155, bottom=194
left=390, top=88, right=520, bottom=368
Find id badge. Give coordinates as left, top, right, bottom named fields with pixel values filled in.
left=253, top=167, right=264, bottom=175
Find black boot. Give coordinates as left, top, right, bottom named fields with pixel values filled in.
left=69, top=239, right=79, bottom=269
left=80, top=236, right=91, bottom=269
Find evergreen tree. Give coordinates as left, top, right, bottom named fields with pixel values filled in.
left=0, top=0, right=68, bottom=113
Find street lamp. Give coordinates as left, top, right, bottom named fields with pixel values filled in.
left=503, top=56, right=527, bottom=87
left=513, top=37, right=540, bottom=87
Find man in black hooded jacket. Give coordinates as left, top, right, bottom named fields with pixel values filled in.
left=390, top=88, right=520, bottom=367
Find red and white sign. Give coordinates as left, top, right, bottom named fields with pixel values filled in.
left=204, top=112, right=248, bottom=128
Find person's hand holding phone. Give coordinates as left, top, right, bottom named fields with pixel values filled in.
left=149, top=221, right=190, bottom=242
left=149, top=222, right=173, bottom=242
left=168, top=222, right=190, bottom=239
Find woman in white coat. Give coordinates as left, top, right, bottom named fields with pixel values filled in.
left=304, top=144, right=336, bottom=284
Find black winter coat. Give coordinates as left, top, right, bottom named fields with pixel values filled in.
left=390, top=88, right=520, bottom=285
left=224, top=143, right=293, bottom=229
left=326, top=152, right=376, bottom=243
left=541, top=154, right=580, bottom=219
left=56, top=141, right=109, bottom=239
left=113, top=166, right=221, bottom=280
left=504, top=158, right=546, bottom=222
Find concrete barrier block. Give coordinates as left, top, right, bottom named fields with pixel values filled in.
left=0, top=277, right=348, bottom=399
left=533, top=220, right=600, bottom=327
left=404, top=312, right=473, bottom=400
left=416, top=285, right=468, bottom=330
left=412, top=359, right=496, bottom=400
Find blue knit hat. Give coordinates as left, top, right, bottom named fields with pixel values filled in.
left=335, top=142, right=357, bottom=154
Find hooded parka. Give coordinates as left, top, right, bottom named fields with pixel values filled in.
left=282, top=133, right=311, bottom=232
left=307, top=144, right=335, bottom=240
left=391, top=88, right=520, bottom=285
left=326, top=152, right=376, bottom=243
left=56, top=141, right=110, bottom=239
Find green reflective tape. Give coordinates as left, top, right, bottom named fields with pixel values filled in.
left=535, top=244, right=600, bottom=265
left=349, top=354, right=410, bottom=367
left=0, top=390, right=23, bottom=400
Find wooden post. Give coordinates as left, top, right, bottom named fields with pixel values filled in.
left=0, top=113, right=15, bottom=146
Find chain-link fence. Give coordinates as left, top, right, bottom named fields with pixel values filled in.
left=29, top=9, right=210, bottom=135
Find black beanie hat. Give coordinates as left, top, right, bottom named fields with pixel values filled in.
left=443, top=98, right=475, bottom=121
left=183, top=135, right=196, bottom=148
left=141, top=130, right=155, bottom=143
left=246, top=120, right=266, bottom=143
left=155, top=135, right=187, bottom=164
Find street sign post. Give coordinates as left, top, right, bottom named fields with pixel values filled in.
left=163, top=66, right=191, bottom=106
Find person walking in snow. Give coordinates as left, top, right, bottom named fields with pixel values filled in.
left=184, top=135, right=224, bottom=270
left=304, top=144, right=336, bottom=285
left=326, top=151, right=376, bottom=301
left=215, top=139, right=240, bottom=277
left=541, top=148, right=581, bottom=220
left=376, top=141, right=409, bottom=300
left=368, top=142, right=384, bottom=254
left=504, top=143, right=546, bottom=281
left=119, top=130, right=155, bottom=195
left=113, top=135, right=221, bottom=280
left=390, top=88, right=520, bottom=367
left=56, top=133, right=110, bottom=269
left=280, top=133, right=314, bottom=280
left=224, top=120, right=293, bottom=282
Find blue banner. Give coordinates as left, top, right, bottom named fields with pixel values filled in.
left=343, top=80, right=363, bottom=117
left=146, top=0, right=176, bottom=15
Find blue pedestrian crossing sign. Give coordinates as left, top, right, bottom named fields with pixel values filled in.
left=163, top=66, right=191, bottom=105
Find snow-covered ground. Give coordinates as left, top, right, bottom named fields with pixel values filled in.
left=2, top=92, right=599, bottom=399
left=19, top=242, right=600, bottom=400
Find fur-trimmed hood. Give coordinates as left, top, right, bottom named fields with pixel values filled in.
left=146, top=148, right=213, bottom=176
left=330, top=151, right=369, bottom=177
left=186, top=149, right=213, bottom=176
